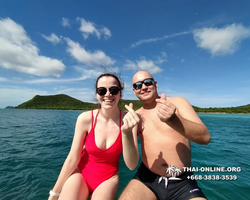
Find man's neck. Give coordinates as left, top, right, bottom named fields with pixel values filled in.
left=142, top=97, right=159, bottom=110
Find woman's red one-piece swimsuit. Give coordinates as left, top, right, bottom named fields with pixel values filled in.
left=78, top=109, right=122, bottom=194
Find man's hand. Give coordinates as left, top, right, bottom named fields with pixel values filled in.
left=121, top=103, right=140, bottom=133
left=155, top=93, right=176, bottom=122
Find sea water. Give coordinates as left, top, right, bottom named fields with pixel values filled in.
left=0, top=109, right=249, bottom=200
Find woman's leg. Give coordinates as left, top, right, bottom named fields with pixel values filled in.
left=59, top=170, right=89, bottom=200
left=91, top=174, right=119, bottom=200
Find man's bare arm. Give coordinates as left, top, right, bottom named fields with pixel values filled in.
left=156, top=94, right=210, bottom=144
left=167, top=97, right=210, bottom=144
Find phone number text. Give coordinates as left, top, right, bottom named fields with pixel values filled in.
left=187, top=175, right=237, bottom=181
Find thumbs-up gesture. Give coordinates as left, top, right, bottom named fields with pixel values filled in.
left=155, top=94, right=176, bottom=122
left=121, top=103, right=140, bottom=133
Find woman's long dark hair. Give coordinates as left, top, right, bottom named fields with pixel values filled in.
left=95, top=73, right=124, bottom=91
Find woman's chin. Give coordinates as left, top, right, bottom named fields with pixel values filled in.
left=101, top=100, right=117, bottom=108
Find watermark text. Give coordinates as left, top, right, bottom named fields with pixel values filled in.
left=183, top=166, right=241, bottom=173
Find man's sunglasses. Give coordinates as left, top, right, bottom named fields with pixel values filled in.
left=96, top=86, right=121, bottom=96
left=133, top=78, right=154, bottom=90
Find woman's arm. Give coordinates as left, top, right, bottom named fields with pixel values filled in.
left=121, top=104, right=139, bottom=170
left=48, top=111, right=91, bottom=199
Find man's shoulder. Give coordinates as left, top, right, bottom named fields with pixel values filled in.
left=167, top=96, right=188, bottom=104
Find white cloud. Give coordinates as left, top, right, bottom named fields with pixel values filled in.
left=155, top=51, right=168, bottom=64
left=124, top=60, right=137, bottom=70
left=74, top=67, right=102, bottom=77
left=137, top=60, right=163, bottom=74
left=77, top=18, right=111, bottom=40
left=0, top=18, right=66, bottom=77
left=193, top=24, right=250, bottom=56
left=0, top=86, right=50, bottom=108
left=62, top=18, right=70, bottom=28
left=65, top=38, right=115, bottom=67
left=22, top=68, right=102, bottom=84
left=123, top=82, right=131, bottom=89
left=0, top=77, right=7, bottom=81
left=161, top=51, right=167, bottom=57
left=12, top=77, right=23, bottom=81
left=42, top=33, right=61, bottom=44
left=101, top=27, right=112, bottom=39
left=25, top=77, right=84, bottom=84
left=124, top=59, right=163, bottom=74
left=0, top=76, right=23, bottom=83
left=1, top=66, right=113, bottom=85
left=131, top=31, right=189, bottom=48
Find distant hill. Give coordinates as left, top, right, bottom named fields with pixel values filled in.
left=15, top=94, right=250, bottom=113
left=5, top=106, right=15, bottom=109
left=15, top=94, right=99, bottom=110
left=193, top=104, right=250, bottom=114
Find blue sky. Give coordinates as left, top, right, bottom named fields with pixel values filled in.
left=0, top=0, right=250, bottom=108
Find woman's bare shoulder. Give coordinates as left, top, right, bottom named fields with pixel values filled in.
left=77, top=109, right=98, bottom=123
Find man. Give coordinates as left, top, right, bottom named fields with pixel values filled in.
left=119, top=71, right=210, bottom=200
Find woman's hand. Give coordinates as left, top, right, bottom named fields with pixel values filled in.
left=121, top=103, right=139, bottom=134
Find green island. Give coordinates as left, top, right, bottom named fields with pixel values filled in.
left=12, top=94, right=250, bottom=114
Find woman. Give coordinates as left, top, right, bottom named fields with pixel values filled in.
left=48, top=73, right=139, bottom=200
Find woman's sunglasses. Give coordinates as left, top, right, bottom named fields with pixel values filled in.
left=96, top=86, right=121, bottom=96
left=133, top=78, right=154, bottom=90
